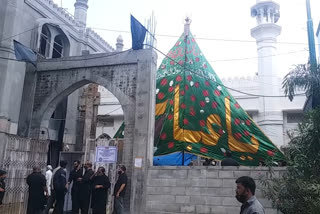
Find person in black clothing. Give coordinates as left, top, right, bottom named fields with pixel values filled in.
left=114, top=165, right=127, bottom=214
left=78, top=161, right=94, bottom=214
left=67, top=160, right=83, bottom=214
left=0, top=170, right=7, bottom=207
left=91, top=167, right=111, bottom=214
left=26, top=167, right=47, bottom=214
left=221, top=150, right=240, bottom=166
left=53, top=160, right=68, bottom=214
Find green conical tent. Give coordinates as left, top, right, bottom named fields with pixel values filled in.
left=154, top=30, right=285, bottom=166
left=114, top=122, right=125, bottom=139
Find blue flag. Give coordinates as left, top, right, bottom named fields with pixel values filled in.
left=13, top=40, right=37, bottom=66
left=130, top=15, right=147, bottom=50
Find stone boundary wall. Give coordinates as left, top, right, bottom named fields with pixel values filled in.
left=0, top=132, right=49, bottom=214
left=146, top=166, right=285, bottom=214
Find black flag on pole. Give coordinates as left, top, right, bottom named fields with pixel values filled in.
left=13, top=40, right=37, bottom=66
left=130, top=15, right=147, bottom=50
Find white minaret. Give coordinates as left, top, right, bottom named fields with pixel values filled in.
left=74, top=0, right=88, bottom=29
left=251, top=1, right=284, bottom=147
left=116, top=35, right=124, bottom=52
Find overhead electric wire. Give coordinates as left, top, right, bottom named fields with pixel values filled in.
left=146, top=44, right=306, bottom=98
left=0, top=23, right=317, bottom=46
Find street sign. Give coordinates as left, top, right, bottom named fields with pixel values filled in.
left=95, top=146, right=117, bottom=163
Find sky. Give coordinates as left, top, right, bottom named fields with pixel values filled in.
left=54, top=0, right=320, bottom=78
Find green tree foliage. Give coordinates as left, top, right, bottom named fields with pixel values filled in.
left=282, top=63, right=320, bottom=102
left=261, top=109, right=320, bottom=214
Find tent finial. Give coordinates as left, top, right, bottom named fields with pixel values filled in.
left=184, top=16, right=192, bottom=37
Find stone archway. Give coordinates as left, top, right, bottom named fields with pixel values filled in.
left=28, top=49, right=157, bottom=213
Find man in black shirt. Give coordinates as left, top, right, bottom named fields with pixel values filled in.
left=0, top=170, right=7, bottom=207
left=53, top=160, right=68, bottom=214
left=114, top=165, right=128, bottom=214
left=78, top=161, right=94, bottom=214
left=26, top=167, right=47, bottom=214
left=221, top=150, right=240, bottom=166
left=67, top=160, right=83, bottom=214
left=91, top=167, right=111, bottom=214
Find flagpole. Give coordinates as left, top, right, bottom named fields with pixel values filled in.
left=306, top=0, right=319, bottom=108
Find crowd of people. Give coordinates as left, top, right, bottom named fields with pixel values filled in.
left=24, top=160, right=127, bottom=214
left=0, top=155, right=266, bottom=214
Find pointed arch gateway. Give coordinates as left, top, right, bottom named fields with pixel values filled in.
left=27, top=49, right=157, bottom=213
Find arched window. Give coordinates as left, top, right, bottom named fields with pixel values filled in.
left=39, top=24, right=51, bottom=57
left=52, top=35, right=63, bottom=58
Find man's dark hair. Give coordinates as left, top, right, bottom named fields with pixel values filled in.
left=60, top=160, right=67, bottom=168
left=0, top=170, right=7, bottom=176
left=99, top=167, right=106, bottom=173
left=33, top=166, right=41, bottom=172
left=74, top=160, right=80, bottom=164
left=235, top=176, right=256, bottom=195
left=226, top=150, right=232, bottom=157
left=120, top=165, right=126, bottom=172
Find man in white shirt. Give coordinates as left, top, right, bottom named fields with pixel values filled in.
left=45, top=165, right=53, bottom=196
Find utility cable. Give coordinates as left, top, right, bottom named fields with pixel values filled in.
left=146, top=44, right=306, bottom=98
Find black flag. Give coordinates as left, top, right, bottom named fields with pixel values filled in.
left=130, top=15, right=147, bottom=50
left=13, top=40, right=37, bottom=66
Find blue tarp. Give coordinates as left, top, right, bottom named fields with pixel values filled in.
left=153, top=152, right=197, bottom=166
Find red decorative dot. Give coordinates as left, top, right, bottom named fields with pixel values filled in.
left=160, top=78, right=168, bottom=86
left=195, top=82, right=200, bottom=88
left=175, top=41, right=180, bottom=46
left=170, top=61, right=175, bottom=65
left=191, top=95, right=196, bottom=102
left=218, top=129, right=224, bottom=135
left=187, top=40, right=190, bottom=44
left=176, top=75, right=182, bottom=82
left=190, top=109, right=196, bottom=116
left=167, top=114, right=173, bottom=120
left=267, top=150, right=275, bottom=157
left=203, top=90, right=209, bottom=97
left=160, top=133, right=167, bottom=140
left=157, top=92, right=164, bottom=100
left=187, top=75, right=192, bottom=81
left=180, top=103, right=186, bottom=109
left=192, top=38, right=195, bottom=43
left=161, top=64, right=166, bottom=69
left=180, top=90, right=185, bottom=96
left=185, top=85, right=189, bottom=91
left=205, top=81, right=210, bottom=86
left=183, top=119, right=189, bottom=125
left=234, top=118, right=241, bottom=125
left=214, top=90, right=221, bottom=96
left=234, top=103, right=240, bottom=109
left=244, top=130, right=250, bottom=136
left=168, top=86, right=174, bottom=93
left=200, top=147, right=208, bottom=153
left=235, top=133, right=242, bottom=140
left=203, top=64, right=207, bottom=68
left=200, top=101, right=206, bottom=107
left=169, top=100, right=174, bottom=105
left=178, top=60, right=184, bottom=65
left=212, top=101, right=218, bottom=109
left=245, top=120, right=251, bottom=126
left=168, top=142, right=174, bottom=149
left=195, top=57, right=200, bottom=62
left=200, top=120, right=206, bottom=127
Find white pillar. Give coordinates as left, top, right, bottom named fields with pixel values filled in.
left=251, top=1, right=284, bottom=148
left=74, top=0, right=88, bottom=29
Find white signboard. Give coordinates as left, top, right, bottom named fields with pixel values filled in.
left=95, top=146, right=117, bottom=163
